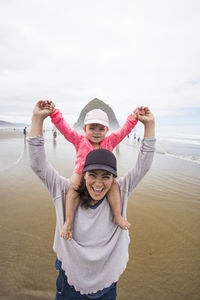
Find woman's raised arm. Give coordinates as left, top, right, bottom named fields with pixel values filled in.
left=118, top=107, right=156, bottom=196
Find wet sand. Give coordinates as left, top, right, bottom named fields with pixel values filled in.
left=0, top=130, right=200, bottom=300
left=0, top=128, right=26, bottom=139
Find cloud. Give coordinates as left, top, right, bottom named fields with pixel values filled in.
left=0, top=0, right=200, bottom=127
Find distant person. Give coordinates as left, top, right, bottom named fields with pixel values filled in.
left=137, top=137, right=140, bottom=143
left=134, top=132, right=136, bottom=140
left=115, top=145, right=120, bottom=156
left=23, top=127, right=27, bottom=137
left=53, top=128, right=57, bottom=140
left=28, top=101, right=155, bottom=299
left=42, top=100, right=138, bottom=240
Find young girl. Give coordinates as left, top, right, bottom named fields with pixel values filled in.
left=43, top=101, right=138, bottom=240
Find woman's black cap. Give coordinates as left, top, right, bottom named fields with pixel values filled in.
left=82, top=149, right=117, bottom=177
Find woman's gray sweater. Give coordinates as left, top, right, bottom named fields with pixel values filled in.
left=28, top=136, right=156, bottom=295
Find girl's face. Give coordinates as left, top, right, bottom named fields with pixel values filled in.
left=83, top=124, right=108, bottom=146
left=84, top=170, right=114, bottom=203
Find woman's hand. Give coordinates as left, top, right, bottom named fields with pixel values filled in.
left=135, top=106, right=154, bottom=124
left=134, top=106, right=155, bottom=138
left=33, top=100, right=55, bottom=120
left=30, top=100, right=55, bottom=137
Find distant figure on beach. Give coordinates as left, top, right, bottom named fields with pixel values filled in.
left=134, top=132, right=136, bottom=140
left=46, top=101, right=139, bottom=240
left=23, top=127, right=27, bottom=137
left=137, top=136, right=140, bottom=143
left=115, top=144, right=120, bottom=156
left=28, top=101, right=155, bottom=299
left=23, top=127, right=27, bottom=143
left=53, top=128, right=57, bottom=140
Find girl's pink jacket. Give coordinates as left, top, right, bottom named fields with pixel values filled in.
left=50, top=109, right=138, bottom=174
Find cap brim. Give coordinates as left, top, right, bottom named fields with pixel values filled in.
left=84, top=119, right=109, bottom=128
left=82, top=164, right=117, bottom=177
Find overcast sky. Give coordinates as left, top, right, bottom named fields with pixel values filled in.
left=0, top=0, right=199, bottom=135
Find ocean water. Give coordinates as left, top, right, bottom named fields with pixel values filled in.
left=124, top=129, right=200, bottom=165
left=155, top=134, right=200, bottom=165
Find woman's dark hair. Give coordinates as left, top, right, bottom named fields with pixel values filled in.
left=76, top=175, right=93, bottom=208
left=76, top=171, right=115, bottom=208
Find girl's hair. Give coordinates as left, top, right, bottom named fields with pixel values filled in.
left=76, top=175, right=93, bottom=208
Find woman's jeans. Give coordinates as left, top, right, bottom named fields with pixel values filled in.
left=54, top=264, right=117, bottom=300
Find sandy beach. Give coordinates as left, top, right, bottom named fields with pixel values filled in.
left=0, top=130, right=200, bottom=300
left=0, top=128, right=26, bottom=139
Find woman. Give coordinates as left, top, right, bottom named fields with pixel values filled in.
left=28, top=101, right=155, bottom=299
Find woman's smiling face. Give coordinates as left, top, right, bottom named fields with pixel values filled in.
left=84, top=170, right=114, bottom=203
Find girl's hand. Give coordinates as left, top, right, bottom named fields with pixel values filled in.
left=41, top=100, right=55, bottom=112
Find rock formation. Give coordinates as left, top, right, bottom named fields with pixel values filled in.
left=73, top=98, right=120, bottom=131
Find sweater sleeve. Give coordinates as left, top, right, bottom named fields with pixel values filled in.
left=118, top=137, right=156, bottom=196
left=50, top=109, right=81, bottom=150
left=105, top=115, right=138, bottom=149
left=28, top=136, right=69, bottom=201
